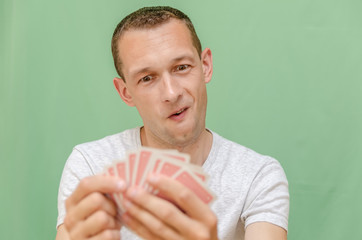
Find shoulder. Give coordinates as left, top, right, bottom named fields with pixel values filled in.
left=67, top=127, right=141, bottom=174
left=74, top=127, right=140, bottom=154
left=206, top=130, right=288, bottom=199
left=207, top=131, right=289, bottom=231
left=209, top=130, right=280, bottom=171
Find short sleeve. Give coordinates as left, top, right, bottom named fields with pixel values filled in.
left=56, top=148, right=95, bottom=228
left=241, top=157, right=289, bottom=231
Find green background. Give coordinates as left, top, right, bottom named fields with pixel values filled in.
left=1, top=0, right=361, bottom=239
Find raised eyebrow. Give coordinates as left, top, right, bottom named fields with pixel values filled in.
left=171, top=55, right=195, bottom=64
left=129, top=67, right=152, bottom=80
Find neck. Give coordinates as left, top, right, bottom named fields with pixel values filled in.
left=140, top=127, right=213, bottom=166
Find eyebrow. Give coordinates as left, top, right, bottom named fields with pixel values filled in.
left=129, top=67, right=152, bottom=80
left=171, top=54, right=195, bottom=63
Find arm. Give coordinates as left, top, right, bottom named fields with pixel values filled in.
left=242, top=158, right=289, bottom=239
left=55, top=175, right=126, bottom=240
left=121, top=174, right=218, bottom=240
left=245, top=222, right=287, bottom=240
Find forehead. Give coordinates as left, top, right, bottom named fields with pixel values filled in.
left=117, top=19, right=198, bottom=76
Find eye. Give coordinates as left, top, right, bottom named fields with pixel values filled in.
left=139, top=75, right=153, bottom=83
left=175, top=64, right=190, bottom=71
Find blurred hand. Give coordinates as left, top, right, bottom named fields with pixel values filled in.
left=64, top=175, right=126, bottom=240
left=121, top=174, right=218, bottom=240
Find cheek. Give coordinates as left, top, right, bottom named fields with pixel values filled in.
left=199, top=88, right=208, bottom=113
left=135, top=95, right=159, bottom=118
left=186, top=75, right=205, bottom=96
left=197, top=82, right=207, bottom=100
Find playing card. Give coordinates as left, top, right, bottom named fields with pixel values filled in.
left=142, top=153, right=164, bottom=191
left=100, top=147, right=215, bottom=215
left=114, top=159, right=127, bottom=209
left=172, top=169, right=215, bottom=204
left=156, top=157, right=208, bottom=182
left=185, top=164, right=209, bottom=182
left=126, top=151, right=137, bottom=186
left=115, top=160, right=127, bottom=182
left=146, top=151, right=190, bottom=192
left=162, top=151, right=190, bottom=163
left=104, top=165, right=124, bottom=210
left=157, top=158, right=185, bottom=177
left=134, top=148, right=153, bottom=186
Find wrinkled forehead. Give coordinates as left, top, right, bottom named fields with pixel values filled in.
left=116, top=20, right=199, bottom=77
left=119, top=18, right=190, bottom=42
left=117, top=19, right=196, bottom=58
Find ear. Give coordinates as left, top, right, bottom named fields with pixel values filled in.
left=201, top=48, right=213, bottom=83
left=113, top=77, right=135, bottom=107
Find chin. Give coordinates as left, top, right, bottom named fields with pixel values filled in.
left=169, top=126, right=202, bottom=145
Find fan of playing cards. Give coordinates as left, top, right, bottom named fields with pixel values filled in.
left=103, top=147, right=215, bottom=213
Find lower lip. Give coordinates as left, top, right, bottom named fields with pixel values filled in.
left=169, top=108, right=188, bottom=121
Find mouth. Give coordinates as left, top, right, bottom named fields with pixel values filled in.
left=168, top=107, right=189, bottom=119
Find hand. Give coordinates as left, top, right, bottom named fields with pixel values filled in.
left=121, top=174, right=218, bottom=240
left=64, top=175, right=126, bottom=240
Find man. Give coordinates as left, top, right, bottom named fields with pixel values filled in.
left=56, top=6, right=289, bottom=240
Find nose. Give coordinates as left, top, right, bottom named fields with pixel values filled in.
left=160, top=73, right=182, bottom=103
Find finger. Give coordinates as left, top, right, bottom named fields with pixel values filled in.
left=125, top=187, right=192, bottom=239
left=88, top=229, right=121, bottom=240
left=66, top=175, right=126, bottom=209
left=71, top=210, right=121, bottom=238
left=123, top=197, right=182, bottom=240
left=147, top=174, right=214, bottom=221
left=67, top=192, right=118, bottom=226
left=122, top=212, right=163, bottom=240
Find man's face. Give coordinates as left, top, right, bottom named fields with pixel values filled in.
left=114, top=19, right=213, bottom=147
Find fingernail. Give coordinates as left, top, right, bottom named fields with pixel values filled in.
left=148, top=174, right=159, bottom=183
left=124, top=200, right=133, bottom=208
left=116, top=180, right=126, bottom=190
left=128, top=188, right=138, bottom=198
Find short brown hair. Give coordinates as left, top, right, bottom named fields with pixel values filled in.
left=111, top=6, right=202, bottom=80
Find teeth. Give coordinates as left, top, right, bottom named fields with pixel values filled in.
left=174, top=109, right=184, bottom=115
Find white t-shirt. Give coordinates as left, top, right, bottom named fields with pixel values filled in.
left=57, top=127, right=289, bottom=240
